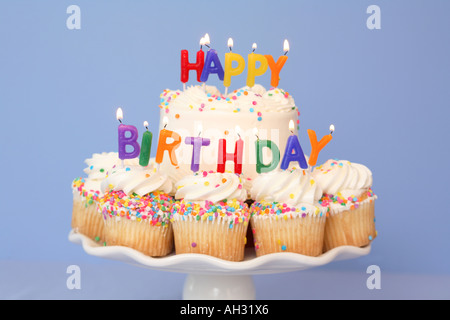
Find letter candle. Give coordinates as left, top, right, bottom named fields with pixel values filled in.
left=139, top=121, right=153, bottom=167
left=116, top=107, right=141, bottom=163
left=180, top=37, right=206, bottom=91
left=155, top=116, right=182, bottom=167
left=217, top=125, right=244, bottom=174
left=185, top=123, right=211, bottom=173
left=307, top=124, right=335, bottom=167
left=223, top=38, right=246, bottom=96
left=280, top=120, right=308, bottom=170
left=200, top=34, right=224, bottom=83
left=265, top=39, right=289, bottom=88
left=254, top=128, right=281, bottom=174
left=246, top=42, right=269, bottom=88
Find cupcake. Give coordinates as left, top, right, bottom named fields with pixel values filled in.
left=250, top=168, right=327, bottom=257
left=170, top=171, right=250, bottom=261
left=98, top=164, right=174, bottom=256
left=71, top=152, right=137, bottom=243
left=312, top=159, right=377, bottom=251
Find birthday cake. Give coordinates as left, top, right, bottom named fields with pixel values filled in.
left=157, top=84, right=299, bottom=190
left=71, top=36, right=377, bottom=261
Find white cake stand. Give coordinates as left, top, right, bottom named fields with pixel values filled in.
left=68, top=230, right=371, bottom=300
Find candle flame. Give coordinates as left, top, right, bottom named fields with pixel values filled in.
left=197, top=123, right=203, bottom=136
left=253, top=127, right=259, bottom=136
left=228, top=37, right=234, bottom=49
left=204, top=33, right=210, bottom=45
left=252, top=43, right=257, bottom=51
left=116, top=107, right=123, bottom=122
left=143, top=121, right=149, bottom=128
left=289, top=119, right=295, bottom=133
left=329, top=124, right=335, bottom=133
left=163, top=116, right=169, bottom=128
left=283, top=39, right=290, bottom=53
left=200, top=37, right=206, bottom=46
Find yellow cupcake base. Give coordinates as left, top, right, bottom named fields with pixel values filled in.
left=71, top=198, right=105, bottom=243
left=251, top=214, right=326, bottom=257
left=324, top=199, right=376, bottom=251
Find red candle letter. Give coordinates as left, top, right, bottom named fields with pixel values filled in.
left=181, top=50, right=205, bottom=83
left=217, top=138, right=244, bottom=174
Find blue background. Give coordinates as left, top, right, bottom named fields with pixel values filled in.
left=1, top=0, right=449, bottom=299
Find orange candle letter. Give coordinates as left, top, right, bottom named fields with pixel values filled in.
left=156, top=118, right=182, bottom=166
left=307, top=125, right=334, bottom=167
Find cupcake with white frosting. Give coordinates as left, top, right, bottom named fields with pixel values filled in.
left=98, top=164, right=174, bottom=257
left=170, top=171, right=250, bottom=261
left=312, top=159, right=377, bottom=251
left=71, top=152, right=138, bottom=243
left=250, top=168, right=328, bottom=257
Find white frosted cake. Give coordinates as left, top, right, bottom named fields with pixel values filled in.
left=157, top=84, right=299, bottom=190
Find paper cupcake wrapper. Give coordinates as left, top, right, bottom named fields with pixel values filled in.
left=171, top=215, right=249, bottom=262
left=324, top=198, right=376, bottom=251
left=250, top=214, right=326, bottom=257
left=104, top=216, right=174, bottom=257
left=71, top=198, right=105, bottom=243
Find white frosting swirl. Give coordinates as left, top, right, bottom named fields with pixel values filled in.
left=312, top=159, right=373, bottom=198
left=160, top=84, right=296, bottom=113
left=101, top=165, right=173, bottom=196
left=175, top=172, right=247, bottom=203
left=251, top=169, right=323, bottom=206
left=84, top=152, right=139, bottom=180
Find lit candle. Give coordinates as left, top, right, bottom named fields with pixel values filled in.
left=223, top=38, right=246, bottom=95
left=217, top=125, right=244, bottom=174
left=203, top=33, right=210, bottom=48
left=139, top=121, right=153, bottom=167
left=116, top=107, right=141, bottom=161
left=280, top=120, right=308, bottom=170
left=185, top=123, right=211, bottom=173
left=265, top=39, right=289, bottom=88
left=180, top=37, right=205, bottom=89
left=155, top=116, right=182, bottom=166
left=254, top=128, right=281, bottom=174
left=200, top=34, right=224, bottom=83
left=307, top=124, right=335, bottom=167
left=246, top=42, right=269, bottom=88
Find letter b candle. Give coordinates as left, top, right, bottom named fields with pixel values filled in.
left=116, top=108, right=141, bottom=160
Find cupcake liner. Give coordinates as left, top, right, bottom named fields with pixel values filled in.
left=104, top=216, right=174, bottom=257
left=251, top=214, right=326, bottom=257
left=323, top=198, right=376, bottom=251
left=172, top=215, right=248, bottom=262
left=71, top=198, right=105, bottom=243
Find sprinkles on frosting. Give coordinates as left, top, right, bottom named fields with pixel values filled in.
left=250, top=200, right=326, bottom=219
left=319, top=188, right=376, bottom=216
left=98, top=190, right=173, bottom=227
left=72, top=177, right=101, bottom=207
left=170, top=199, right=250, bottom=229
left=159, top=86, right=297, bottom=124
